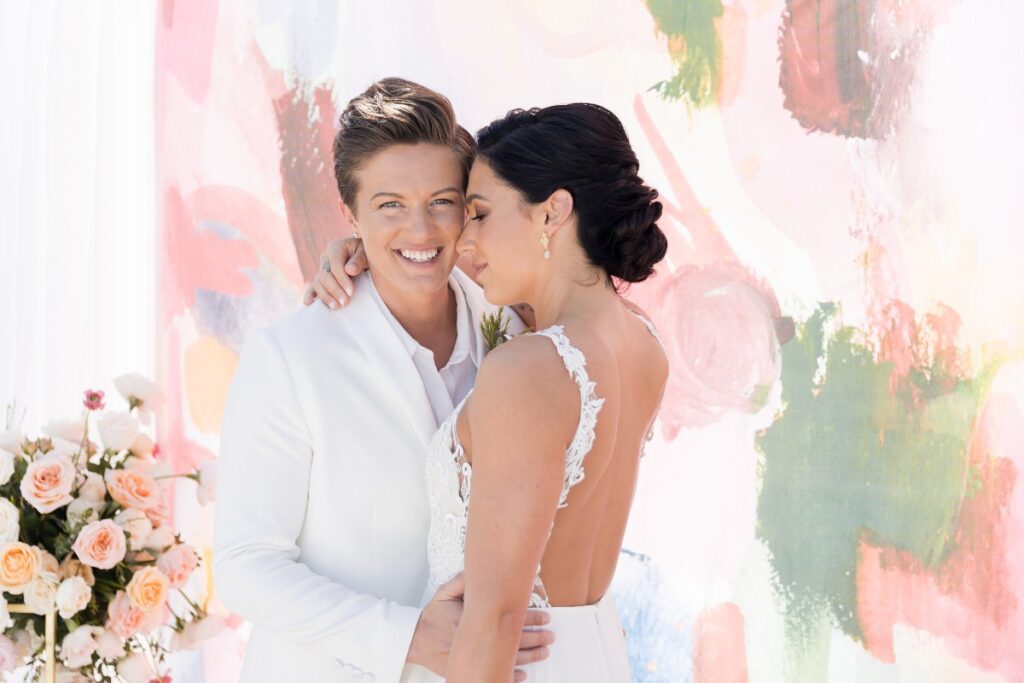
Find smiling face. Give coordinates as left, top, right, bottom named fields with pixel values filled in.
left=345, top=143, right=466, bottom=300
left=458, top=158, right=546, bottom=305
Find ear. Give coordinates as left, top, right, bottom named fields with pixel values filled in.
left=541, top=189, right=574, bottom=237
left=339, top=200, right=357, bottom=230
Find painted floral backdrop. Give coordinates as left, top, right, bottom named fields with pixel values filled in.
left=154, top=1, right=1024, bottom=680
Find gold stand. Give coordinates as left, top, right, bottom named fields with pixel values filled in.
left=7, top=604, right=56, bottom=683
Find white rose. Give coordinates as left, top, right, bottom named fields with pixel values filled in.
left=114, top=374, right=163, bottom=425
left=59, top=625, right=101, bottom=668
left=129, top=433, right=155, bottom=458
left=94, top=628, right=124, bottom=661
left=0, top=449, right=14, bottom=486
left=66, top=498, right=101, bottom=527
left=43, top=419, right=85, bottom=444
left=143, top=525, right=176, bottom=551
left=55, top=576, right=92, bottom=620
left=171, top=614, right=225, bottom=651
left=0, top=595, right=11, bottom=630
left=77, top=471, right=107, bottom=503
left=114, top=508, right=153, bottom=551
left=0, top=634, right=18, bottom=674
left=56, top=666, right=92, bottom=683
left=23, top=572, right=59, bottom=615
left=98, top=412, right=139, bottom=452
left=0, top=430, right=24, bottom=454
left=116, top=651, right=154, bottom=683
left=0, top=498, right=20, bottom=544
left=11, top=626, right=43, bottom=658
left=197, top=460, right=217, bottom=506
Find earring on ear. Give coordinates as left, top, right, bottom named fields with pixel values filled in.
left=353, top=230, right=360, bottom=239
left=540, top=232, right=551, bottom=259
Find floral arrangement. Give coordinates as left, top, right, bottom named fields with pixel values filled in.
left=0, top=375, right=219, bottom=682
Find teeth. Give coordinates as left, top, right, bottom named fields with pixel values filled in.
left=399, top=248, right=440, bottom=263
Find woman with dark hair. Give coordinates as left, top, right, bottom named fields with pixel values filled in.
left=312, top=102, right=668, bottom=681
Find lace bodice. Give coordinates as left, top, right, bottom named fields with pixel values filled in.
left=423, top=313, right=661, bottom=608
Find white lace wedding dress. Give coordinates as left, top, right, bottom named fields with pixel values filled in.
left=402, top=319, right=659, bottom=682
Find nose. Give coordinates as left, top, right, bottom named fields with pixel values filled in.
left=456, top=217, right=477, bottom=256
left=407, top=204, right=436, bottom=239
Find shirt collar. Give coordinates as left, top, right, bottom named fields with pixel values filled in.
left=366, top=272, right=475, bottom=369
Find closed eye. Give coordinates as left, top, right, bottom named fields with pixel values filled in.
left=469, top=213, right=487, bottom=222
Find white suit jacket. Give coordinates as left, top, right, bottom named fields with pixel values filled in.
left=213, top=270, right=525, bottom=683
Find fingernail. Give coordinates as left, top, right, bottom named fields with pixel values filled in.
left=344, top=286, right=353, bottom=297
left=329, top=301, right=338, bottom=310
left=547, top=633, right=556, bottom=644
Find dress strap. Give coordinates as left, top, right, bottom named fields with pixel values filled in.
left=532, top=325, right=605, bottom=509
left=627, top=308, right=663, bottom=346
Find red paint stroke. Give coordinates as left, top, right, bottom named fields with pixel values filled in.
left=874, top=299, right=969, bottom=400
left=274, top=84, right=351, bottom=281
left=778, top=0, right=949, bottom=139
left=188, top=185, right=303, bottom=287
left=856, top=393, right=1024, bottom=679
left=160, top=188, right=260, bottom=318
left=694, top=602, right=749, bottom=683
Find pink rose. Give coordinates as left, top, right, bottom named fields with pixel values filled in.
left=83, top=390, right=106, bottom=411
left=105, top=592, right=147, bottom=640
left=72, top=520, right=127, bottom=570
left=157, top=544, right=199, bottom=588
left=20, top=453, right=75, bottom=513
left=104, top=469, right=161, bottom=511
left=0, top=634, right=18, bottom=673
left=655, top=263, right=786, bottom=438
left=105, top=591, right=163, bottom=640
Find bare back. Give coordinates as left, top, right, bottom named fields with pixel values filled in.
left=458, top=303, right=668, bottom=607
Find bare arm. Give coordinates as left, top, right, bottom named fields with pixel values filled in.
left=445, top=338, right=577, bottom=682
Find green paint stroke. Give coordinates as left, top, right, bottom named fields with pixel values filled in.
left=646, top=0, right=723, bottom=109
left=756, top=303, right=1001, bottom=650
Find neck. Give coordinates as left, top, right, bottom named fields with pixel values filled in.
left=527, top=255, right=616, bottom=331
left=372, top=273, right=456, bottom=355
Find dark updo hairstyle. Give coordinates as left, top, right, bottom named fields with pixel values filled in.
left=475, top=103, right=667, bottom=284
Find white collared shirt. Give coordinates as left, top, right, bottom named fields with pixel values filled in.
left=367, top=273, right=481, bottom=426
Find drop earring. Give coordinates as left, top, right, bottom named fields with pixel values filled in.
left=540, top=232, right=550, bottom=259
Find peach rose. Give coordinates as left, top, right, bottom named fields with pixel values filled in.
left=104, top=469, right=161, bottom=511
left=0, top=542, right=38, bottom=594
left=125, top=566, right=168, bottom=612
left=156, top=544, right=198, bottom=588
left=59, top=555, right=96, bottom=587
left=33, top=547, right=60, bottom=575
left=72, top=520, right=127, bottom=570
left=20, top=453, right=75, bottom=513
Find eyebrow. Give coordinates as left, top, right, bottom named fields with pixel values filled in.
left=370, top=187, right=462, bottom=202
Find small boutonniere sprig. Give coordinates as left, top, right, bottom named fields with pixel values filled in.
left=480, top=307, right=513, bottom=352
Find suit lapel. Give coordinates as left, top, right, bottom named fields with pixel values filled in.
left=342, top=274, right=438, bottom=451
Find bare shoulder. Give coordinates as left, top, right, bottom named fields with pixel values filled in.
left=469, top=333, right=579, bottom=437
